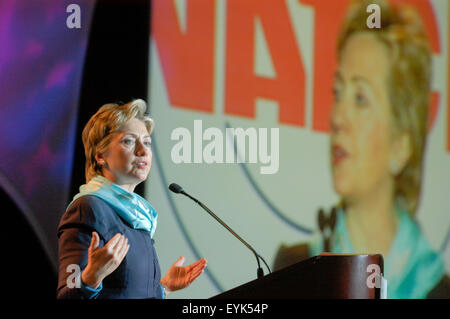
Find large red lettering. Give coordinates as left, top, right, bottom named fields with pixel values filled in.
left=428, top=93, right=439, bottom=133
left=225, top=0, right=306, bottom=127
left=152, top=0, right=215, bottom=112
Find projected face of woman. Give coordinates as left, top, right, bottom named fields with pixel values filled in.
left=98, top=118, right=152, bottom=191
left=330, top=32, right=397, bottom=202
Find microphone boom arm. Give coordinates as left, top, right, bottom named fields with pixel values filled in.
left=178, top=189, right=271, bottom=278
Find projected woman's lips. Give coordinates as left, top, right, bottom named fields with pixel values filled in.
left=332, top=144, right=349, bottom=165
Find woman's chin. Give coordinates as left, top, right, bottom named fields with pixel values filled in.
left=332, top=174, right=353, bottom=197
left=134, top=173, right=149, bottom=183
left=131, top=168, right=151, bottom=182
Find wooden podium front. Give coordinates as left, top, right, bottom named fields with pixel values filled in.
left=212, top=254, right=384, bottom=299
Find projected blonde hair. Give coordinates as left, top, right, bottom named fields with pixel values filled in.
left=337, top=0, right=431, bottom=215
left=82, top=99, right=154, bottom=183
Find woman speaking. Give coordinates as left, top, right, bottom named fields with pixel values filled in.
left=57, top=99, right=206, bottom=299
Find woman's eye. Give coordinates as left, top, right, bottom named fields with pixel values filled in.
left=123, top=139, right=134, bottom=145
left=332, top=87, right=341, bottom=103
left=144, top=141, right=152, bottom=147
left=356, top=92, right=368, bottom=107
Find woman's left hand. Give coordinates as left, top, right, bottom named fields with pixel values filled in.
left=161, top=256, right=207, bottom=293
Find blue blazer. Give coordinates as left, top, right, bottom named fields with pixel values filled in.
left=57, top=195, right=163, bottom=299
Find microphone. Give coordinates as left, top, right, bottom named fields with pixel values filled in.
left=169, top=183, right=184, bottom=194
left=168, top=183, right=271, bottom=279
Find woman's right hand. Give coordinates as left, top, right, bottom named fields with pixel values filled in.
left=81, top=232, right=130, bottom=289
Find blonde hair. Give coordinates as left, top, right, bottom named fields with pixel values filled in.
left=82, top=99, right=154, bottom=183
left=337, top=0, right=431, bottom=215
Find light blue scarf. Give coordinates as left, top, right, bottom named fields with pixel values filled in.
left=309, top=207, right=445, bottom=299
left=67, top=175, right=158, bottom=238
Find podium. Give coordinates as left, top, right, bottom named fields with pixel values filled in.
left=212, top=254, right=384, bottom=299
